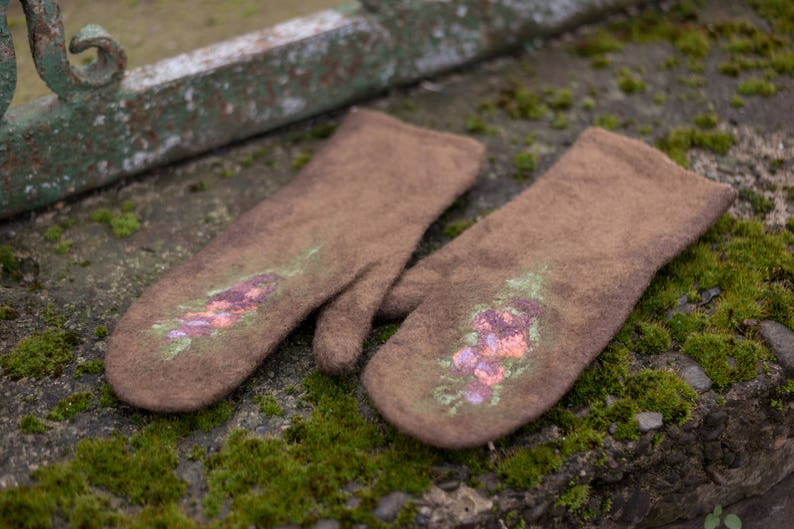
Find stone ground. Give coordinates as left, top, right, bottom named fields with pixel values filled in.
left=1, top=0, right=793, bottom=528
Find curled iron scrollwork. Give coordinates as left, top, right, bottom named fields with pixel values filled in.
left=0, top=0, right=126, bottom=120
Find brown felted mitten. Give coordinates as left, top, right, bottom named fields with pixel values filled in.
left=105, top=109, right=484, bottom=412
left=363, top=127, right=736, bottom=448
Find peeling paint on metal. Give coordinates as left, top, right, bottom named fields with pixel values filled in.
left=0, top=0, right=647, bottom=218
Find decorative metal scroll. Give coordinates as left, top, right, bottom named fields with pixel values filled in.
left=0, top=0, right=125, bottom=116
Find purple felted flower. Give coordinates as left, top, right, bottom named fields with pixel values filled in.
left=464, top=380, right=492, bottom=404
left=452, top=347, right=480, bottom=374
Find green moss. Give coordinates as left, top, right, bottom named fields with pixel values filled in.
left=564, top=345, right=630, bottom=407
left=627, top=370, right=697, bottom=424
left=99, top=383, right=119, bottom=408
left=368, top=323, right=399, bottom=349
left=129, top=505, right=197, bottom=529
left=203, top=372, right=438, bottom=526
left=291, top=151, right=313, bottom=170
left=594, top=114, right=620, bottom=130
left=655, top=128, right=734, bottom=168
left=730, top=95, right=745, bottom=107
left=188, top=181, right=208, bottom=192
left=54, top=240, right=72, bottom=254
left=549, top=88, right=573, bottom=111
left=94, top=325, right=108, bottom=338
left=0, top=244, right=20, bottom=273
left=551, top=114, right=568, bottom=129
left=617, top=68, right=646, bottom=94
left=89, top=208, right=113, bottom=223
left=498, top=87, right=549, bottom=120
left=73, top=432, right=185, bottom=505
left=737, top=77, right=777, bottom=96
left=738, top=188, right=774, bottom=216
left=677, top=74, right=706, bottom=87
left=20, top=415, right=47, bottom=434
left=719, top=61, right=742, bottom=77
left=120, top=200, right=136, bottom=213
left=675, top=28, right=711, bottom=57
left=693, top=112, right=718, bottom=129
left=683, top=334, right=768, bottom=391
left=591, top=54, right=611, bottom=68
left=634, top=322, right=671, bottom=355
left=574, top=29, right=623, bottom=56
left=74, top=360, right=104, bottom=377
left=557, top=428, right=603, bottom=457
left=498, top=445, right=561, bottom=489
left=668, top=312, right=708, bottom=342
left=110, top=213, right=141, bottom=238
left=47, top=392, right=93, bottom=421
left=555, top=484, right=592, bottom=518
left=788, top=217, right=794, bottom=234
left=514, top=151, right=538, bottom=182
left=771, top=51, right=794, bottom=75
left=43, top=226, right=63, bottom=242
left=444, top=218, right=476, bottom=239
left=254, top=394, right=283, bottom=417
left=0, top=486, right=56, bottom=529
left=1, top=329, right=78, bottom=380
left=465, top=115, right=490, bottom=134
left=0, top=305, right=18, bottom=320
left=748, top=0, right=794, bottom=35
left=653, top=93, right=667, bottom=105
left=581, top=97, right=596, bottom=110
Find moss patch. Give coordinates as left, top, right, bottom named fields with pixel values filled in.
left=1, top=329, right=79, bottom=380
left=617, top=68, right=646, bottom=94
left=20, top=415, right=47, bottom=434
left=594, top=114, right=621, bottom=130
left=47, top=392, right=93, bottom=421
left=634, top=322, right=672, bottom=355
left=110, top=213, right=141, bottom=238
left=443, top=218, right=476, bottom=239
left=74, top=360, right=104, bottom=377
left=683, top=334, right=768, bottom=391
left=513, top=151, right=538, bottom=182
left=0, top=305, right=18, bottom=320
left=738, top=188, right=774, bottom=216
left=655, top=128, right=734, bottom=168
left=627, top=370, right=697, bottom=424
left=0, top=244, right=20, bottom=273
left=737, top=77, right=777, bottom=96
left=254, top=394, right=283, bottom=417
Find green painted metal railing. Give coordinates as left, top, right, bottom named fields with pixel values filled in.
left=0, top=0, right=645, bottom=219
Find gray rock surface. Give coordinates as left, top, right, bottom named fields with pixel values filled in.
left=759, top=320, right=794, bottom=375
left=636, top=412, right=664, bottom=432
left=372, top=491, right=410, bottom=522
left=680, top=364, right=713, bottom=393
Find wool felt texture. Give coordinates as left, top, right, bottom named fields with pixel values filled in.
left=106, top=108, right=485, bottom=412
left=364, top=127, right=737, bottom=449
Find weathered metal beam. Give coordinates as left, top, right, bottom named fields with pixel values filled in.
left=0, top=0, right=646, bottom=219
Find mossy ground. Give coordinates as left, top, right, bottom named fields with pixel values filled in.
left=0, top=0, right=792, bottom=528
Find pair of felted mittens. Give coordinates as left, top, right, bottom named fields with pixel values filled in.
left=107, top=109, right=736, bottom=448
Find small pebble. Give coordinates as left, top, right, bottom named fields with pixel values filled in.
left=759, top=320, right=794, bottom=375
left=313, top=520, right=340, bottom=529
left=373, top=491, right=410, bottom=522
left=635, top=412, right=664, bottom=432
left=680, top=364, right=712, bottom=393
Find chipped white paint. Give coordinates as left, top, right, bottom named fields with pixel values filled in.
left=122, top=135, right=182, bottom=173
left=125, top=9, right=353, bottom=91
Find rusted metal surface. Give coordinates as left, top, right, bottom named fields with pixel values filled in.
left=0, top=0, right=647, bottom=218
left=0, top=0, right=15, bottom=118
